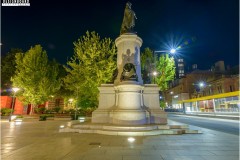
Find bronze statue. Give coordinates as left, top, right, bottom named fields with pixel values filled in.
left=120, top=2, right=137, bottom=35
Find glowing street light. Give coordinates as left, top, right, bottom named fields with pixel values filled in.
left=170, top=48, right=176, bottom=54
left=199, top=82, right=205, bottom=88
left=154, top=48, right=177, bottom=55
left=9, top=87, right=20, bottom=122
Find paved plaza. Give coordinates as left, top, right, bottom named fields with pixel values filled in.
left=1, top=118, right=239, bottom=160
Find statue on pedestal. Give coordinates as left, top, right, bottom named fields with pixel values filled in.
left=120, top=2, right=137, bottom=35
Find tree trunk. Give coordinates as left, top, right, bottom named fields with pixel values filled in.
left=29, top=104, right=35, bottom=115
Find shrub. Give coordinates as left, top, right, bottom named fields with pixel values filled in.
left=53, top=107, right=61, bottom=113
left=39, top=114, right=54, bottom=121
left=0, top=108, right=13, bottom=116
left=16, top=115, right=23, bottom=118
left=35, top=107, right=46, bottom=114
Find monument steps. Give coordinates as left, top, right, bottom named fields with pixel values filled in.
left=59, top=120, right=202, bottom=136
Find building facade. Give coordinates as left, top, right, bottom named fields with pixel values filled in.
left=164, top=68, right=239, bottom=113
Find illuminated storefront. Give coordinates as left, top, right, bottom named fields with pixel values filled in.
left=180, top=91, right=240, bottom=113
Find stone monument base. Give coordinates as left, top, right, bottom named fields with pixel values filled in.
left=111, top=109, right=149, bottom=125
left=91, top=84, right=167, bottom=125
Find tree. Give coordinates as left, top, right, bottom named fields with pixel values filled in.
left=140, top=47, right=154, bottom=83
left=64, top=31, right=117, bottom=108
left=155, top=54, right=175, bottom=91
left=11, top=45, right=61, bottom=114
left=1, top=48, right=23, bottom=94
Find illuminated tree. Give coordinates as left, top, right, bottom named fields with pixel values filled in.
left=64, top=31, right=117, bottom=108
left=12, top=45, right=61, bottom=114
left=155, top=54, right=175, bottom=91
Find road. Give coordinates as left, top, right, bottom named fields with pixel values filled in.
left=167, top=113, right=239, bottom=135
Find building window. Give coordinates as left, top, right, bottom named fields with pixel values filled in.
left=178, top=59, right=183, bottom=62
left=179, top=70, right=184, bottom=73
left=178, top=64, right=184, bottom=67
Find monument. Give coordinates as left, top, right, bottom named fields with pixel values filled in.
left=91, top=2, right=167, bottom=125
left=60, top=2, right=201, bottom=136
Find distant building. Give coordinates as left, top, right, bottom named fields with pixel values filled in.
left=164, top=60, right=239, bottom=113
left=211, top=60, right=225, bottom=73
left=176, top=58, right=185, bottom=79
left=164, top=69, right=214, bottom=108
left=192, top=64, right=198, bottom=70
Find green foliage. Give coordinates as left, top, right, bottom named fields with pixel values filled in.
left=140, top=47, right=154, bottom=69
left=64, top=31, right=117, bottom=108
left=1, top=48, right=23, bottom=94
left=34, top=107, right=46, bottom=114
left=53, top=107, right=61, bottom=113
left=11, top=45, right=61, bottom=114
left=0, top=108, right=13, bottom=116
left=155, top=54, right=175, bottom=91
left=16, top=115, right=23, bottom=118
left=140, top=48, right=154, bottom=83
left=39, top=114, right=54, bottom=121
left=160, top=101, right=166, bottom=109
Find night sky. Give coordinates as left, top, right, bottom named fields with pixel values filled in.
left=2, top=0, right=239, bottom=70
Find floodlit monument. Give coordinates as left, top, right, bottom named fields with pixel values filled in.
left=60, top=2, right=201, bottom=135
left=92, top=1, right=167, bottom=125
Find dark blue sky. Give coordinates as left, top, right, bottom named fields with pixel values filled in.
left=2, top=0, right=239, bottom=70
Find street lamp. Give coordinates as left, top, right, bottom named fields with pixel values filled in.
left=9, top=87, right=20, bottom=122
left=153, top=71, right=157, bottom=84
left=170, top=48, right=176, bottom=54
left=199, top=82, right=205, bottom=88
left=154, top=48, right=177, bottom=55
left=192, top=81, right=211, bottom=98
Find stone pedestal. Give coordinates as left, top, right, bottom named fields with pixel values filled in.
left=111, top=84, right=147, bottom=125
left=92, top=84, right=167, bottom=125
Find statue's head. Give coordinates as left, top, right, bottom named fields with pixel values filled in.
left=126, top=1, right=132, bottom=8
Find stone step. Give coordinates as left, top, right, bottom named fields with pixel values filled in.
left=59, top=128, right=183, bottom=136
left=169, top=125, right=189, bottom=129
left=59, top=122, right=202, bottom=136
left=72, top=124, right=171, bottom=130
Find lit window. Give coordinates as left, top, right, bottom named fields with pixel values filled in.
left=178, top=59, right=183, bottom=62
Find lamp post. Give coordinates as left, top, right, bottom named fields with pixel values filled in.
left=68, top=98, right=75, bottom=120
left=9, top=87, right=20, bottom=122
left=75, top=87, right=79, bottom=120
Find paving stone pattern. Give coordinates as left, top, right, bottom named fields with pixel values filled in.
left=1, top=119, right=239, bottom=160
